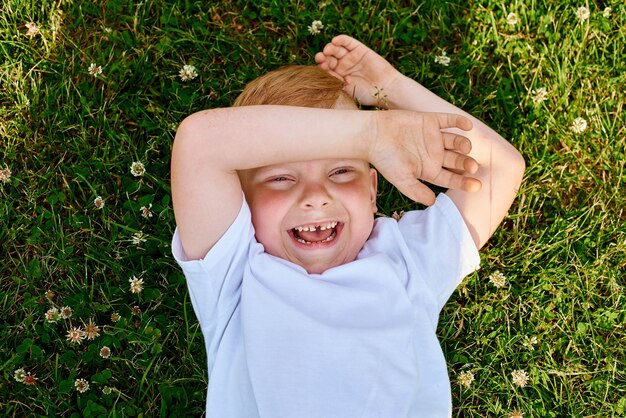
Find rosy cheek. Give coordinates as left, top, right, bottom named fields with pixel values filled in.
left=249, top=191, right=288, bottom=234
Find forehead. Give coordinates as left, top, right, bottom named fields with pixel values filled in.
left=250, top=158, right=369, bottom=176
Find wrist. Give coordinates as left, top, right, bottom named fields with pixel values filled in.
left=382, top=73, right=413, bottom=110
left=365, top=110, right=388, bottom=164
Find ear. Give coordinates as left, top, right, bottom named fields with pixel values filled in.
left=369, top=168, right=378, bottom=213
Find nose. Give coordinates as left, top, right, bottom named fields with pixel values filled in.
left=299, top=181, right=332, bottom=209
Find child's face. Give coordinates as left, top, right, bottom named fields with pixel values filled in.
left=241, top=158, right=378, bottom=274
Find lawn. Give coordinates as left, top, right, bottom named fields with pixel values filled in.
left=1, top=0, right=624, bottom=416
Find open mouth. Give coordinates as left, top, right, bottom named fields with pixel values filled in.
left=289, top=221, right=341, bottom=245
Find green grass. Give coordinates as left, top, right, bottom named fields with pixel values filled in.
left=1, top=0, right=624, bottom=416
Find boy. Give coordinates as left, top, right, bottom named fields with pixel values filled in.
left=171, top=35, right=524, bottom=417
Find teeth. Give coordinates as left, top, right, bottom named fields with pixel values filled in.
left=294, top=221, right=338, bottom=232
left=294, top=228, right=337, bottom=244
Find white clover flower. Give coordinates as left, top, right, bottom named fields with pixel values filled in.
left=129, top=276, right=144, bottom=293
left=0, top=167, right=12, bottom=183
left=93, top=196, right=104, bottom=209
left=522, top=335, right=538, bottom=351
left=100, top=346, right=111, bottom=359
left=434, top=51, right=451, bottom=66
left=511, top=369, right=529, bottom=387
left=489, top=271, right=507, bottom=288
left=103, top=386, right=113, bottom=395
left=307, top=20, right=324, bottom=35
left=508, top=410, right=524, bottom=418
left=75, top=378, right=90, bottom=393
left=507, top=13, right=518, bottom=26
left=66, top=326, right=86, bottom=343
left=131, top=231, right=147, bottom=245
left=140, top=204, right=153, bottom=218
left=602, top=7, right=611, bottom=18
left=22, top=372, right=38, bottom=385
left=14, top=368, right=26, bottom=382
left=25, top=22, right=40, bottom=37
left=179, top=64, right=198, bottom=81
left=83, top=320, right=100, bottom=340
left=457, top=370, right=475, bottom=388
left=570, top=117, right=588, bottom=133
left=130, top=161, right=145, bottom=177
left=531, top=87, right=548, bottom=104
left=45, top=307, right=59, bottom=323
left=60, top=306, right=73, bottom=319
left=576, top=6, right=590, bottom=22
left=88, top=63, right=103, bottom=77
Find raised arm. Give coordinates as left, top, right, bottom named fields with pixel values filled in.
left=172, top=106, right=370, bottom=260
left=317, top=35, right=525, bottom=249
left=171, top=105, right=478, bottom=259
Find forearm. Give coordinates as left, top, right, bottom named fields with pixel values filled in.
left=385, top=74, right=499, bottom=148
left=385, top=73, right=522, bottom=171
left=172, top=105, right=376, bottom=259
left=446, top=139, right=525, bottom=248
left=386, top=74, right=525, bottom=248
left=175, top=105, right=374, bottom=172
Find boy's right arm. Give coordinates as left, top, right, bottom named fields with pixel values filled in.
left=317, top=36, right=525, bottom=249
left=171, top=106, right=478, bottom=260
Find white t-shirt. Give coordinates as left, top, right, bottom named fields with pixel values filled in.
left=172, top=193, right=480, bottom=418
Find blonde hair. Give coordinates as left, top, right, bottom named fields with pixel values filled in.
left=233, top=65, right=355, bottom=109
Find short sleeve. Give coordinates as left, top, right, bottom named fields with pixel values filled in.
left=171, top=199, right=254, bottom=329
left=398, top=193, right=480, bottom=308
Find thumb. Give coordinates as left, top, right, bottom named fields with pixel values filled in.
left=397, top=179, right=436, bottom=206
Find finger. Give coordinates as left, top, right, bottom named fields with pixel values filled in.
left=442, top=132, right=472, bottom=154
left=332, top=34, right=360, bottom=51
left=326, top=69, right=344, bottom=82
left=462, top=177, right=482, bottom=192
left=315, top=57, right=345, bottom=81
left=443, top=151, right=479, bottom=174
left=397, top=179, right=436, bottom=206
left=314, top=52, right=327, bottom=65
left=432, top=169, right=482, bottom=192
left=430, top=169, right=465, bottom=189
left=436, top=113, right=473, bottom=131
left=327, top=56, right=338, bottom=70
left=318, top=55, right=338, bottom=71
left=323, top=43, right=349, bottom=60
left=323, top=43, right=337, bottom=57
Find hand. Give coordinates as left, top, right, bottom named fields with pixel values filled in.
left=315, top=35, right=401, bottom=107
left=370, top=111, right=481, bottom=205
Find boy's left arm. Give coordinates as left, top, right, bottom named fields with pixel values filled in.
left=316, top=36, right=525, bottom=249
left=387, top=77, right=525, bottom=249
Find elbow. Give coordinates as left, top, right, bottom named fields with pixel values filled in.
left=497, top=138, right=525, bottom=185
left=171, top=112, right=214, bottom=172
left=174, top=111, right=209, bottom=146
left=511, top=148, right=526, bottom=187
left=173, top=114, right=198, bottom=152
left=173, top=110, right=223, bottom=158
left=498, top=146, right=525, bottom=199
left=487, top=139, right=525, bottom=194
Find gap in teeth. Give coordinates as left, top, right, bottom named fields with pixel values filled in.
left=294, top=221, right=338, bottom=232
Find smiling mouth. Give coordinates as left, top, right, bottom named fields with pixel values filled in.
left=290, top=221, right=341, bottom=245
